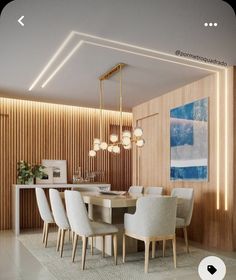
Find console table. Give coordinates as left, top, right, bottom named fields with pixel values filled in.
left=12, top=183, right=110, bottom=235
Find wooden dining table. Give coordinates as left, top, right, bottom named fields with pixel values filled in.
left=62, top=191, right=182, bottom=256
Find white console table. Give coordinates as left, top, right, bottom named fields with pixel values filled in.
left=12, top=183, right=110, bottom=235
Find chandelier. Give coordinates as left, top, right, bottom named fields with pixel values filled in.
left=89, top=63, right=145, bottom=157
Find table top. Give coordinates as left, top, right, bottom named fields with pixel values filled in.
left=65, top=192, right=183, bottom=209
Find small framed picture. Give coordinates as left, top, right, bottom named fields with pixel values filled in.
left=36, top=167, right=53, bottom=184
left=42, top=160, right=67, bottom=184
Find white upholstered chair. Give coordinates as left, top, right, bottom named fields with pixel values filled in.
left=128, top=186, right=144, bottom=194
left=170, top=188, right=194, bottom=253
left=123, top=196, right=177, bottom=273
left=35, top=188, right=54, bottom=247
left=49, top=189, right=70, bottom=257
left=145, top=186, right=164, bottom=195
left=64, top=190, right=118, bottom=270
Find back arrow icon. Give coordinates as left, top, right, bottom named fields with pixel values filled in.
left=18, top=15, right=24, bottom=26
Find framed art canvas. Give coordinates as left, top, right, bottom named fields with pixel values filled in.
left=42, top=160, right=67, bottom=184
left=170, top=98, right=208, bottom=181
left=36, top=167, right=53, bottom=184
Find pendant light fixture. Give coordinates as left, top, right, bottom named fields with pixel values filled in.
left=89, top=63, right=145, bottom=157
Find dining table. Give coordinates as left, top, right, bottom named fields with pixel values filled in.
left=62, top=191, right=183, bottom=256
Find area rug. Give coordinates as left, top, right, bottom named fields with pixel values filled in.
left=18, top=232, right=235, bottom=280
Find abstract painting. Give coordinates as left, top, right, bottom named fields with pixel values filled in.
left=170, top=98, right=208, bottom=180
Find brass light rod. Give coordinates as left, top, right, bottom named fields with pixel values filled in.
left=99, top=63, right=126, bottom=81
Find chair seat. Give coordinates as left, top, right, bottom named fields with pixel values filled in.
left=176, top=217, right=186, bottom=228
left=90, top=221, right=118, bottom=236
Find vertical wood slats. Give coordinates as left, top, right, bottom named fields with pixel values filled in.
left=0, top=98, right=132, bottom=230
left=132, top=71, right=235, bottom=251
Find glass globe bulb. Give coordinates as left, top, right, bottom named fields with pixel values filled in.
left=113, top=145, right=120, bottom=154
left=100, top=142, right=108, bottom=150
left=107, top=146, right=113, bottom=152
left=124, top=143, right=132, bottom=150
left=134, top=127, right=143, bottom=137
left=122, top=130, right=131, bottom=138
left=93, top=143, right=100, bottom=151
left=122, top=136, right=131, bottom=146
left=93, top=138, right=101, bottom=145
left=89, top=150, right=96, bottom=157
left=136, top=139, right=145, bottom=147
left=110, top=134, right=118, bottom=143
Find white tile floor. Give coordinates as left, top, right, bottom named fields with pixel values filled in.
left=1, top=230, right=236, bottom=280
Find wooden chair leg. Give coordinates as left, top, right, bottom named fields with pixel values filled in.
left=42, top=222, right=46, bottom=243
left=102, top=236, right=105, bottom=257
left=60, top=229, right=65, bottom=258
left=183, top=227, right=189, bottom=253
left=72, top=234, right=78, bottom=262
left=91, top=237, right=94, bottom=255
left=82, top=236, right=88, bottom=270
left=172, top=236, right=177, bottom=268
left=68, top=229, right=71, bottom=241
left=113, top=234, right=117, bottom=265
left=152, top=241, right=156, bottom=259
left=56, top=228, right=61, bottom=252
left=144, top=240, right=150, bottom=273
left=122, top=234, right=126, bottom=263
left=163, top=240, right=166, bottom=257
left=44, top=223, right=49, bottom=248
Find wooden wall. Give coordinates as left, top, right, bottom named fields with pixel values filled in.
left=132, top=69, right=235, bottom=251
left=0, top=98, right=132, bottom=230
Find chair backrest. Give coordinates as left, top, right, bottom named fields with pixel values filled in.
left=128, top=186, right=143, bottom=194
left=35, top=188, right=54, bottom=223
left=49, top=189, right=69, bottom=229
left=171, top=188, right=194, bottom=226
left=134, top=196, right=177, bottom=237
left=145, top=186, right=163, bottom=195
left=64, top=190, right=93, bottom=236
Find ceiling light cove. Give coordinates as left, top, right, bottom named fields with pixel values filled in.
left=28, top=30, right=226, bottom=92
left=41, top=40, right=84, bottom=88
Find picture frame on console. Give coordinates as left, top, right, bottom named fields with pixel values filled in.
left=42, top=160, right=67, bottom=184
left=35, top=167, right=53, bottom=184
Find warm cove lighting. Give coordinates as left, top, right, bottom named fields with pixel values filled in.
left=224, top=68, right=228, bottom=211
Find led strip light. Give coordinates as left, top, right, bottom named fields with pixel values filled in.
left=28, top=31, right=229, bottom=211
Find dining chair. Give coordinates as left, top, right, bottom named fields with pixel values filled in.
left=145, top=186, right=163, bottom=195
left=64, top=190, right=118, bottom=270
left=49, top=189, right=70, bottom=257
left=128, top=186, right=144, bottom=194
left=123, top=196, right=177, bottom=273
left=35, top=188, right=54, bottom=247
left=169, top=187, right=194, bottom=253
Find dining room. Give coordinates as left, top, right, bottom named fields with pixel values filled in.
left=1, top=1, right=236, bottom=280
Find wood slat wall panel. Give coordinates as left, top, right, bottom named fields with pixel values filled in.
left=0, top=98, right=132, bottom=230
left=109, top=125, right=132, bottom=191
left=132, top=70, right=235, bottom=251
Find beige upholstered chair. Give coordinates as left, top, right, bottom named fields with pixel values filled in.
left=35, top=188, right=54, bottom=247
left=145, top=186, right=164, bottom=195
left=170, top=188, right=194, bottom=253
left=123, top=196, right=177, bottom=273
left=49, top=189, right=70, bottom=257
left=64, top=190, right=118, bottom=270
left=128, top=186, right=144, bottom=194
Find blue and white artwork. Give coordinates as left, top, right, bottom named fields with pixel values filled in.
left=170, top=98, right=208, bottom=181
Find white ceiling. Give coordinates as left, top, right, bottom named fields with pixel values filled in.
left=0, top=0, right=235, bottom=111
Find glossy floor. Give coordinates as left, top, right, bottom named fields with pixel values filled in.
left=1, top=231, right=236, bottom=280
left=0, top=231, right=55, bottom=280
